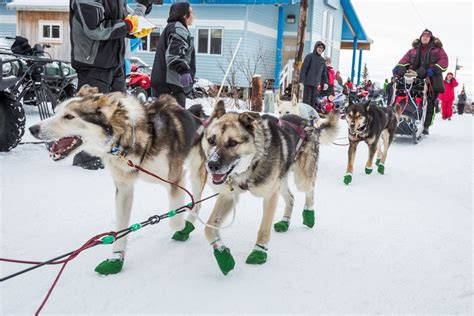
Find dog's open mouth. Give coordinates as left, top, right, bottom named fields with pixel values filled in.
left=47, top=136, right=83, bottom=161
left=210, top=165, right=235, bottom=185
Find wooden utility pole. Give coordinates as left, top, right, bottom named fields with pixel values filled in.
left=291, top=0, right=308, bottom=99
left=251, top=75, right=263, bottom=112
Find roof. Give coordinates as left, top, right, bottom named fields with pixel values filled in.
left=340, top=0, right=373, bottom=50
left=7, top=0, right=68, bottom=11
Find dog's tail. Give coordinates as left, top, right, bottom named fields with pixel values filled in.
left=317, top=110, right=340, bottom=145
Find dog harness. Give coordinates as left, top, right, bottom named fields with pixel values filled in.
left=277, top=119, right=308, bottom=154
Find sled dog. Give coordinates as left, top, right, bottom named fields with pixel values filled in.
left=201, top=100, right=339, bottom=275
left=29, top=86, right=207, bottom=274
left=276, top=94, right=320, bottom=122
left=343, top=99, right=401, bottom=184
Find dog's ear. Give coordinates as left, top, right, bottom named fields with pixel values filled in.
left=238, top=112, right=261, bottom=132
left=211, top=100, right=226, bottom=119
left=291, top=94, right=298, bottom=106
left=76, top=85, right=99, bottom=97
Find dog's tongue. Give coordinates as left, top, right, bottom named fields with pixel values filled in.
left=211, top=173, right=226, bottom=183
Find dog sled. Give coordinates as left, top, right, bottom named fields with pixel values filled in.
left=391, top=71, right=427, bottom=144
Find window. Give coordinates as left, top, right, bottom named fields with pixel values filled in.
left=197, top=28, right=223, bottom=55
left=39, top=20, right=63, bottom=43
left=138, top=29, right=161, bottom=52
left=321, top=11, right=334, bottom=58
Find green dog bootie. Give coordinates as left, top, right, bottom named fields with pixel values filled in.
left=377, top=163, right=385, bottom=175
left=343, top=173, right=352, bottom=185
left=213, top=247, right=235, bottom=276
left=274, top=220, right=290, bottom=233
left=172, top=221, right=195, bottom=241
left=375, top=158, right=381, bottom=167
left=302, top=209, right=315, bottom=228
left=246, top=244, right=268, bottom=265
left=95, top=258, right=124, bottom=275
left=365, top=166, right=373, bottom=174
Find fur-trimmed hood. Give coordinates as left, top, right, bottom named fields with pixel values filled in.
left=412, top=37, right=443, bottom=48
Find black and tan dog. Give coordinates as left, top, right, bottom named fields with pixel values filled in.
left=344, top=100, right=401, bottom=185
left=201, top=101, right=339, bottom=275
left=29, top=86, right=208, bottom=275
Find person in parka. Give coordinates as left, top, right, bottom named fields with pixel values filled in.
left=151, top=2, right=195, bottom=108
left=392, top=29, right=448, bottom=135
left=438, top=72, right=458, bottom=120
left=299, top=41, right=328, bottom=109
left=457, top=89, right=467, bottom=115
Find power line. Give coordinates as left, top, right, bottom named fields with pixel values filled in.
left=409, top=0, right=427, bottom=28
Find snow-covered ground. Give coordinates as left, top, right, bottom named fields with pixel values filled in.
left=1, top=105, right=472, bottom=315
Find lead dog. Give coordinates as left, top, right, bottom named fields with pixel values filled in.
left=201, top=101, right=339, bottom=275
left=29, top=86, right=207, bottom=275
left=344, top=100, right=402, bottom=184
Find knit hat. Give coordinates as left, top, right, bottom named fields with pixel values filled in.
left=167, top=2, right=190, bottom=24
left=420, top=29, right=433, bottom=40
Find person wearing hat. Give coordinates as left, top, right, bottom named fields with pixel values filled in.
left=392, top=29, right=448, bottom=135
left=438, top=72, right=458, bottom=120
left=299, top=41, right=328, bottom=109
left=151, top=2, right=195, bottom=108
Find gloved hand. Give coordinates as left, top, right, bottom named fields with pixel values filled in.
left=133, top=27, right=154, bottom=39
left=124, top=15, right=139, bottom=34
left=416, top=67, right=426, bottom=78
left=179, top=73, right=193, bottom=87
left=323, top=83, right=328, bottom=91
left=393, top=66, right=406, bottom=77
left=426, top=67, right=434, bottom=77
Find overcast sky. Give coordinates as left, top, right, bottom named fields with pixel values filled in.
left=339, top=0, right=473, bottom=95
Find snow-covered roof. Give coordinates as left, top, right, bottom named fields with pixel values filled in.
left=7, top=0, right=69, bottom=12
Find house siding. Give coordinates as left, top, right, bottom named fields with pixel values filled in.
left=0, top=4, right=16, bottom=38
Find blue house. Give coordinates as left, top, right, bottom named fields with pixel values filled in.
left=1, top=0, right=371, bottom=88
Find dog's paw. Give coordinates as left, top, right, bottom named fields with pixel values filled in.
left=94, top=258, right=124, bottom=275
left=274, top=220, right=290, bottom=233
left=246, top=250, right=267, bottom=265
left=171, top=221, right=195, bottom=242
left=377, top=163, right=385, bottom=175
left=343, top=173, right=352, bottom=185
left=365, top=166, right=373, bottom=174
left=302, top=209, right=315, bottom=228
left=375, top=158, right=381, bottom=167
left=213, top=247, right=235, bottom=276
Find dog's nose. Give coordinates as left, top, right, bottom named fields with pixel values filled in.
left=29, top=124, right=40, bottom=137
left=208, top=160, right=221, bottom=173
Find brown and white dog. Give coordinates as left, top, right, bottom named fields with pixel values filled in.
left=200, top=101, right=339, bottom=275
left=29, top=86, right=207, bottom=275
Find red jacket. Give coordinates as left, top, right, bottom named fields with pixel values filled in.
left=326, top=66, right=335, bottom=86
left=439, top=76, right=458, bottom=102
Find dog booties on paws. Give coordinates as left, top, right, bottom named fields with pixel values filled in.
left=343, top=173, right=352, bottom=185
left=377, top=163, right=385, bottom=175
left=365, top=166, right=373, bottom=174
left=274, top=220, right=290, bottom=233
left=302, top=209, right=315, bottom=228
left=171, top=221, right=195, bottom=241
left=246, top=250, right=267, bottom=265
left=95, top=258, right=124, bottom=275
left=213, top=247, right=235, bottom=276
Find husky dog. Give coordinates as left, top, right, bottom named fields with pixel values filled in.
left=343, top=100, right=402, bottom=185
left=29, top=86, right=207, bottom=275
left=201, top=101, right=339, bottom=275
left=276, top=94, right=320, bottom=122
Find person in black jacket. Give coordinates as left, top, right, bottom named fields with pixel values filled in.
left=69, top=0, right=150, bottom=169
left=298, top=41, right=327, bottom=109
left=151, top=2, right=195, bottom=108
left=457, top=89, right=467, bottom=115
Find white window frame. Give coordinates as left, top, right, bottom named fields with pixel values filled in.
left=137, top=28, right=161, bottom=52
left=38, top=20, right=63, bottom=43
left=196, top=27, right=224, bottom=56
left=321, top=10, right=334, bottom=59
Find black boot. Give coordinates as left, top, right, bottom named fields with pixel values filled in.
left=422, top=127, right=429, bottom=135
left=73, top=151, right=104, bottom=170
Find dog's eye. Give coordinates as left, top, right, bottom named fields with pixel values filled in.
left=286, top=111, right=290, bottom=114
left=207, top=135, right=216, bottom=146
left=226, top=139, right=238, bottom=148
left=64, top=114, right=75, bottom=120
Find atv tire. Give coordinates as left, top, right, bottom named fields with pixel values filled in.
left=0, top=92, right=25, bottom=152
